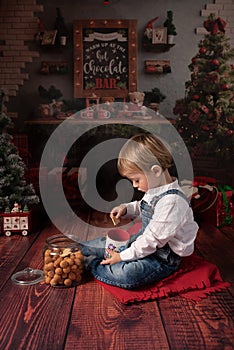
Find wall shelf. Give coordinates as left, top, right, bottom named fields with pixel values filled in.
left=145, top=60, right=171, bottom=74
left=39, top=61, right=69, bottom=74
left=25, top=117, right=174, bottom=126
left=142, top=38, right=175, bottom=52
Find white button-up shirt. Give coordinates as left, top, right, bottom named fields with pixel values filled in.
left=120, top=179, right=199, bottom=261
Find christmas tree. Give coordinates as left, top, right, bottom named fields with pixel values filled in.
left=174, top=13, right=234, bottom=160
left=0, top=91, right=39, bottom=212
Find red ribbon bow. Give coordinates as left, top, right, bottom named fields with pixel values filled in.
left=204, top=16, right=226, bottom=35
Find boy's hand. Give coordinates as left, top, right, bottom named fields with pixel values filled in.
left=100, top=250, right=122, bottom=265
left=110, top=204, right=127, bottom=223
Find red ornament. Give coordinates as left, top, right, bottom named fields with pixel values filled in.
left=220, top=83, right=229, bottom=90
left=227, top=129, right=233, bottom=136
left=193, top=94, right=200, bottom=101
left=199, top=47, right=207, bottom=54
left=211, top=59, right=219, bottom=66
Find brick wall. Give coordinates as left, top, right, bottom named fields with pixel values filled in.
left=0, top=0, right=43, bottom=108
left=196, top=0, right=234, bottom=50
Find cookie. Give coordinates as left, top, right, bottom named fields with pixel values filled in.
left=111, top=216, right=120, bottom=226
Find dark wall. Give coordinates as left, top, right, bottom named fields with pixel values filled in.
left=9, top=0, right=210, bottom=128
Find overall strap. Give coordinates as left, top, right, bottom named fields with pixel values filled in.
left=150, top=189, right=191, bottom=207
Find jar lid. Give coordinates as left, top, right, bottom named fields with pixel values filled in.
left=11, top=267, right=44, bottom=285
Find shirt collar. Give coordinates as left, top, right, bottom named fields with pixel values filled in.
left=143, top=178, right=179, bottom=201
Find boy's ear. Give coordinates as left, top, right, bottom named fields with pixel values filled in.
left=151, top=165, right=162, bottom=177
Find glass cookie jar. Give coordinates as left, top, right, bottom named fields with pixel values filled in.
left=43, top=235, right=83, bottom=287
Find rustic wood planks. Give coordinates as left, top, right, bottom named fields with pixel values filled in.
left=0, top=206, right=233, bottom=350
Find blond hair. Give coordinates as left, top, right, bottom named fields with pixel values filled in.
left=118, top=133, right=172, bottom=176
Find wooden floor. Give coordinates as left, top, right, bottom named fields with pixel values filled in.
left=0, top=203, right=233, bottom=350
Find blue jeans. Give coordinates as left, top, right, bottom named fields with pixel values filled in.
left=81, top=190, right=186, bottom=289
left=81, top=235, right=180, bottom=289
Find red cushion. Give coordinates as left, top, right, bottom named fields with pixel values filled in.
left=95, top=223, right=231, bottom=303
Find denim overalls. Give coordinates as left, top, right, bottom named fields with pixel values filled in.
left=81, top=189, right=189, bottom=289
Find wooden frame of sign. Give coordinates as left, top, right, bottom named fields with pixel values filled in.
left=73, top=19, right=137, bottom=98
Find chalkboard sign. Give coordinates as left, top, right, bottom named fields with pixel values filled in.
left=74, top=20, right=137, bottom=98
